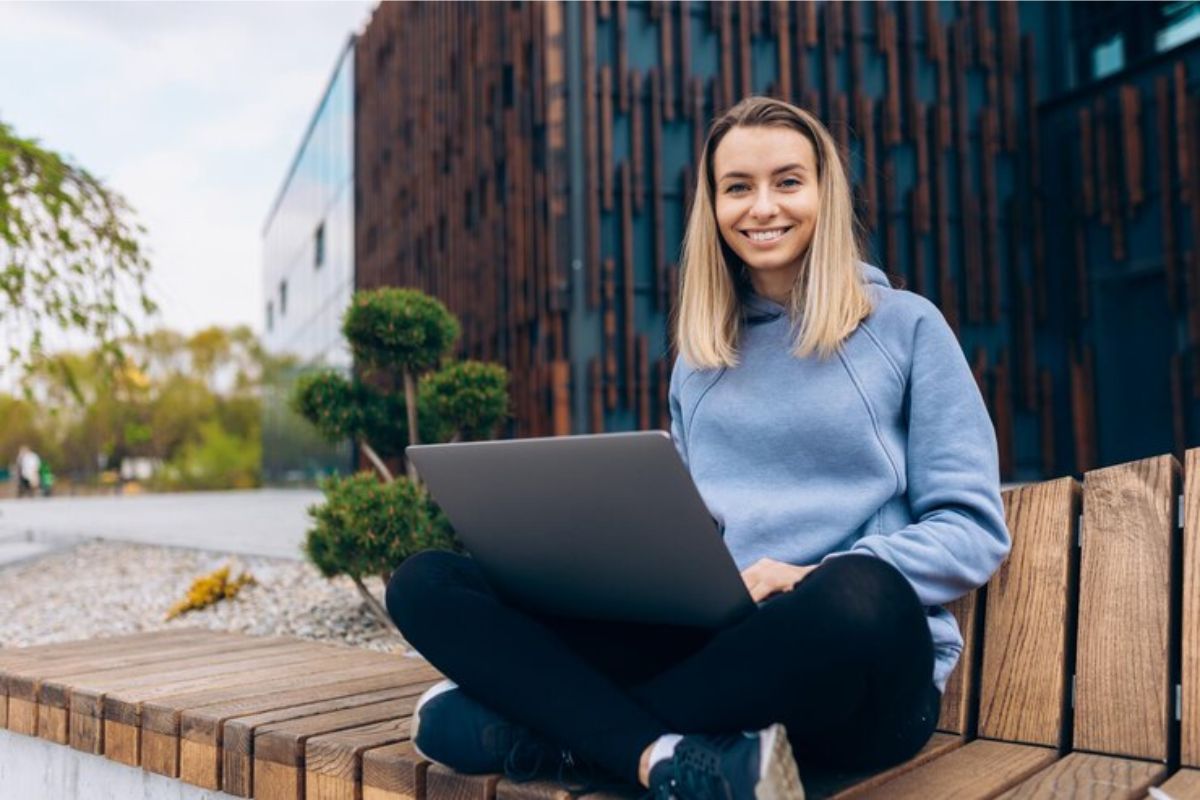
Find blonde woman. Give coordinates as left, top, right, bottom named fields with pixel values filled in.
left=387, top=96, right=1010, bottom=800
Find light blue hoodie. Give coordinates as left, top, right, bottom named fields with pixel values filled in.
left=668, top=262, right=1011, bottom=693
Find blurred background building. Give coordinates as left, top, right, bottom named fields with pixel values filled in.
left=264, top=1, right=1200, bottom=483
left=261, top=36, right=356, bottom=483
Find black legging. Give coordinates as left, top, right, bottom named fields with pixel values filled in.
left=386, top=550, right=939, bottom=786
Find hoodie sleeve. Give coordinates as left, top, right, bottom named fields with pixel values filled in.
left=821, top=299, right=1011, bottom=607
left=668, top=355, right=690, bottom=470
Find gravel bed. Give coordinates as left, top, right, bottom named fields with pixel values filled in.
left=0, top=539, right=414, bottom=654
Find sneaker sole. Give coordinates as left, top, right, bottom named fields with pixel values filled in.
left=756, top=723, right=805, bottom=800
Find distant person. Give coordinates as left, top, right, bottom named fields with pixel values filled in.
left=39, top=460, right=55, bottom=497
left=16, top=446, right=41, bottom=499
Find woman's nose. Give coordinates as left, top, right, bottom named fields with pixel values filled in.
left=750, top=188, right=778, bottom=219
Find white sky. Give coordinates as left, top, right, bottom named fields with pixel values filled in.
left=0, top=0, right=375, bottom=341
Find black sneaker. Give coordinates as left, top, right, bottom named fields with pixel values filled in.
left=410, top=679, right=624, bottom=792
left=647, top=723, right=805, bottom=800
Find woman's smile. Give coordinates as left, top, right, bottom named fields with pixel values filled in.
left=741, top=226, right=794, bottom=247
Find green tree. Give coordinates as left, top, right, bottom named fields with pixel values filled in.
left=0, top=120, right=157, bottom=382
left=292, top=288, right=509, bottom=631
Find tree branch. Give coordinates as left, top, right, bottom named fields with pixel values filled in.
left=358, top=439, right=394, bottom=482
left=351, top=575, right=403, bottom=637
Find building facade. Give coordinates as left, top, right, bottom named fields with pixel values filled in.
left=342, top=1, right=1200, bottom=482
left=261, top=36, right=357, bottom=483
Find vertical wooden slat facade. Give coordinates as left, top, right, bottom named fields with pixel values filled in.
left=353, top=1, right=1200, bottom=477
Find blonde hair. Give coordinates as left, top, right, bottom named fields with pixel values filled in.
left=672, top=96, right=874, bottom=369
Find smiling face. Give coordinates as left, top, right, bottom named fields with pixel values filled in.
left=711, top=125, right=821, bottom=304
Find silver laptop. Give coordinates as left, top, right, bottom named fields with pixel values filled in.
left=405, top=431, right=756, bottom=628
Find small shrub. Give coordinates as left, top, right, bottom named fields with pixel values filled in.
left=304, top=472, right=457, bottom=582
left=419, top=361, right=510, bottom=442
left=342, top=288, right=460, bottom=373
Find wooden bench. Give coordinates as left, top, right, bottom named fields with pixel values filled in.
left=2, top=447, right=1200, bottom=799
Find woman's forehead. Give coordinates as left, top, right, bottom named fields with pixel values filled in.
left=713, top=126, right=816, bottom=178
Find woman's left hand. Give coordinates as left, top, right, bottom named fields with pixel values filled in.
left=740, top=558, right=817, bottom=603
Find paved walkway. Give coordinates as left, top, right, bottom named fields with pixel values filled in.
left=0, top=489, right=323, bottom=565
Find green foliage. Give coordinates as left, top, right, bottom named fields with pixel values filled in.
left=342, top=288, right=460, bottom=373
left=0, top=119, right=157, bottom=381
left=419, top=361, right=510, bottom=442
left=157, top=420, right=260, bottom=491
left=5, top=324, right=268, bottom=489
left=304, top=472, right=459, bottom=581
left=289, top=370, right=409, bottom=458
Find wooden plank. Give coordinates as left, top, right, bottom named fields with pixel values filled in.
left=1076, top=454, right=1179, bottom=761
left=1, top=628, right=226, bottom=734
left=996, top=752, right=1166, bottom=799
left=245, top=694, right=425, bottom=800
left=630, top=69, right=644, bottom=213
left=1154, top=768, right=1200, bottom=798
left=362, top=741, right=429, bottom=800
left=621, top=161, right=635, bottom=412
left=824, top=731, right=963, bottom=798
left=978, top=477, right=1079, bottom=747
left=5, top=632, right=274, bottom=738
left=936, top=590, right=978, bottom=736
left=174, top=664, right=435, bottom=788
left=1183, top=447, right=1200, bottom=766
left=159, top=658, right=437, bottom=785
left=306, top=713, right=421, bottom=800
left=846, top=740, right=1057, bottom=799
left=96, top=642, right=340, bottom=767
left=426, top=764, right=500, bottom=800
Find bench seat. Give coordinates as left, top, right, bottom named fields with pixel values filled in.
left=3, top=447, right=1200, bottom=799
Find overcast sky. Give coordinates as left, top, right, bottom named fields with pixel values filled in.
left=0, top=1, right=375, bottom=341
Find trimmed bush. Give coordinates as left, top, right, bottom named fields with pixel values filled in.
left=418, top=361, right=509, bottom=442
left=342, top=288, right=460, bottom=373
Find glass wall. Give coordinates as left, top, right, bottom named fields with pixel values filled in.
left=261, top=37, right=356, bottom=484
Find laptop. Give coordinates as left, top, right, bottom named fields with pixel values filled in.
left=405, top=430, right=756, bottom=628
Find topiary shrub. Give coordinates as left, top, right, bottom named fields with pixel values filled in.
left=419, top=361, right=509, bottom=443
left=290, top=287, right=508, bottom=635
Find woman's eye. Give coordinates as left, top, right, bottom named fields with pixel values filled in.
left=780, top=177, right=802, bottom=187
left=726, top=183, right=748, bottom=193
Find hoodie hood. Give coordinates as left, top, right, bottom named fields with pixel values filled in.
left=741, top=262, right=892, bottom=324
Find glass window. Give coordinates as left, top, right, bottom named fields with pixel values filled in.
left=315, top=222, right=325, bottom=269
left=280, top=279, right=288, bottom=316
left=1157, top=1, right=1200, bottom=50
left=267, top=301, right=274, bottom=332
left=1092, top=34, right=1125, bottom=79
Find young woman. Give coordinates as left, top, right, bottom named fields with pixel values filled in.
left=387, top=96, right=1011, bottom=800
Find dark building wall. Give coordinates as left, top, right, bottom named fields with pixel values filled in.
left=354, top=0, right=1200, bottom=481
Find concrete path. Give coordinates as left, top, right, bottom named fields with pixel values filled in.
left=0, top=489, right=323, bottom=563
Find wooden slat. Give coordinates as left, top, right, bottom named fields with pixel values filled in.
left=996, top=752, right=1166, bottom=799
left=1154, top=768, right=1200, bottom=798
left=362, top=741, right=430, bottom=800
left=1183, top=447, right=1200, bottom=766
left=427, top=764, right=500, bottom=800
left=245, top=694, right=424, bottom=800
left=1075, top=454, right=1179, bottom=761
left=978, top=477, right=1079, bottom=747
left=306, top=713, right=417, bottom=800
left=822, top=731, right=962, bottom=798
left=96, top=642, right=342, bottom=767
left=6, top=633, right=283, bottom=738
left=845, top=740, right=1057, bottom=800
left=936, top=590, right=978, bottom=735
left=164, top=659, right=438, bottom=786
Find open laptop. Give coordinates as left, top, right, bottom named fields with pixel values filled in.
left=405, top=431, right=756, bottom=628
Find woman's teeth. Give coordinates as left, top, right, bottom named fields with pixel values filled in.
left=746, top=228, right=789, bottom=241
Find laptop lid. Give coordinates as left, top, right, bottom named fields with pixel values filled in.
left=405, top=431, right=755, bottom=628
